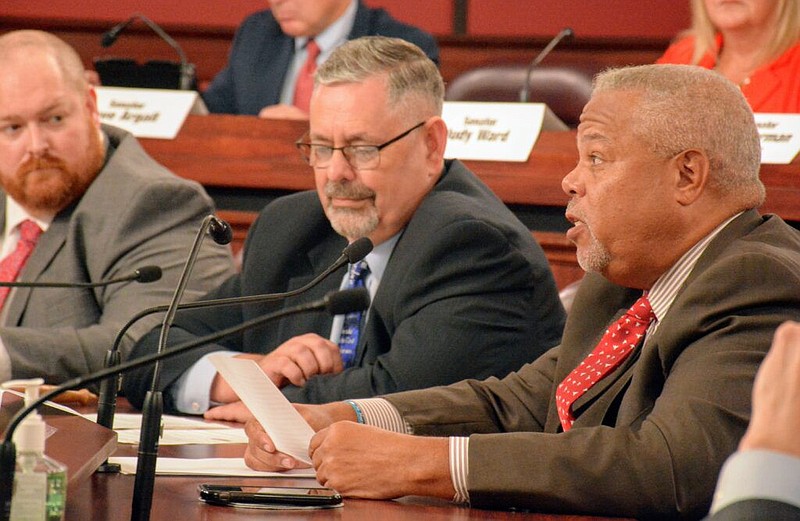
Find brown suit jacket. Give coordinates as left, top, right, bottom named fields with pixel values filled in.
left=386, top=210, right=800, bottom=520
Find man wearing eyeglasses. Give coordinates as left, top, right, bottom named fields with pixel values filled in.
left=123, top=36, right=566, bottom=418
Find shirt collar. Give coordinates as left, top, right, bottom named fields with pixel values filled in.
left=294, top=0, right=357, bottom=57
left=360, top=232, right=401, bottom=288
left=4, top=196, right=53, bottom=236
left=647, top=212, right=743, bottom=322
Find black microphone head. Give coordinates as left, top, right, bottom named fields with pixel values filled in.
left=325, top=288, right=370, bottom=315
left=344, top=238, right=373, bottom=264
left=134, top=266, right=163, bottom=283
left=100, top=31, right=118, bottom=48
left=208, top=217, right=233, bottom=245
left=101, top=18, right=133, bottom=48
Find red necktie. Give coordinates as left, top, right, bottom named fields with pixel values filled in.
left=555, top=295, right=654, bottom=431
left=292, top=39, right=321, bottom=113
left=0, top=220, right=43, bottom=310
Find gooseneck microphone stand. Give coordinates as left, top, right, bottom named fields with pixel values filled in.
left=131, top=215, right=231, bottom=521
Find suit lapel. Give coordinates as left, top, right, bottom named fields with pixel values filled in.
left=276, top=233, right=347, bottom=341
left=570, top=307, right=644, bottom=413
left=562, top=211, right=763, bottom=429
left=257, top=35, right=294, bottom=110
left=3, top=214, right=69, bottom=326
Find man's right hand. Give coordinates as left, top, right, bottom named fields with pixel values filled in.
left=243, top=402, right=356, bottom=471
left=209, top=333, right=344, bottom=403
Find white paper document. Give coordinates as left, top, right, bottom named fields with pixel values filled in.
left=109, top=457, right=315, bottom=478
left=115, top=428, right=248, bottom=446
left=83, top=412, right=232, bottom=430
left=209, top=354, right=315, bottom=465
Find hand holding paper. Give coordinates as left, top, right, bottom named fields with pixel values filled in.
left=209, top=354, right=315, bottom=465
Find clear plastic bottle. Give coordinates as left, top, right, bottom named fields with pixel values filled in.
left=7, top=380, right=67, bottom=521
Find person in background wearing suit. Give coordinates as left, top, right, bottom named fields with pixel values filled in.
left=242, top=64, right=800, bottom=520
left=202, top=0, right=439, bottom=119
left=0, top=31, right=234, bottom=383
left=706, top=321, right=800, bottom=520
left=123, top=36, right=565, bottom=419
left=657, top=0, right=800, bottom=112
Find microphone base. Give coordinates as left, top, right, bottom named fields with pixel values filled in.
left=130, top=390, right=163, bottom=521
left=95, top=461, right=121, bottom=474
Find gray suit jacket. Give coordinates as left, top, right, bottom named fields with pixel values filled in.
left=386, top=210, right=800, bottom=520
left=0, top=125, right=234, bottom=382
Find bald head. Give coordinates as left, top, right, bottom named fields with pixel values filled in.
left=0, top=30, right=88, bottom=94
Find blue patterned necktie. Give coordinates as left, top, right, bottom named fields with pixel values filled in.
left=338, top=260, right=369, bottom=368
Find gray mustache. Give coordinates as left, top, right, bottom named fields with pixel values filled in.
left=325, top=182, right=375, bottom=200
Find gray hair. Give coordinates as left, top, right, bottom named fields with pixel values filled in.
left=594, top=64, right=765, bottom=209
left=315, top=36, right=443, bottom=117
left=0, top=30, right=88, bottom=92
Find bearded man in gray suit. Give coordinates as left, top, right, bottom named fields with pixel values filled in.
left=0, top=31, right=234, bottom=383
left=243, top=64, right=800, bottom=520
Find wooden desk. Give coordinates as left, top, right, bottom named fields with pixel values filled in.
left=64, top=401, right=633, bottom=521
left=138, top=114, right=800, bottom=290
left=0, top=393, right=116, bottom=491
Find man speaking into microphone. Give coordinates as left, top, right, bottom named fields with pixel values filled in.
left=0, top=31, right=234, bottom=383
left=124, top=36, right=566, bottom=417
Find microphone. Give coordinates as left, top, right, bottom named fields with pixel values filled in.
left=100, top=13, right=196, bottom=90
left=101, top=18, right=134, bottom=48
left=0, top=288, right=369, bottom=521
left=95, top=236, right=372, bottom=436
left=519, top=27, right=575, bottom=103
left=0, top=266, right=162, bottom=288
left=132, top=215, right=232, bottom=521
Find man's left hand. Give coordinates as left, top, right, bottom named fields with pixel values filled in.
left=309, top=422, right=454, bottom=500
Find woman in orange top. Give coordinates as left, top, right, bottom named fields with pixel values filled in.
left=657, top=0, right=800, bottom=112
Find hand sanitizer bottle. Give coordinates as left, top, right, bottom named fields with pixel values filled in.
left=6, top=379, right=67, bottom=521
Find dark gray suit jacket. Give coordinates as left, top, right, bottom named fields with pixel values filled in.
left=202, top=1, right=440, bottom=114
left=0, top=125, right=234, bottom=382
left=123, top=159, right=565, bottom=410
left=386, top=210, right=800, bottom=520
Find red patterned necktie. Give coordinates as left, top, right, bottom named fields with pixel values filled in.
left=555, top=295, right=654, bottom=431
left=292, top=39, right=321, bottom=113
left=0, top=219, right=43, bottom=310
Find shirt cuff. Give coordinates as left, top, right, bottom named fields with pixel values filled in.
left=352, top=398, right=413, bottom=434
left=169, top=350, right=237, bottom=415
left=449, top=436, right=470, bottom=504
left=711, top=449, right=800, bottom=513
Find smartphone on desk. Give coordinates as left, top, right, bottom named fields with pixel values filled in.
left=198, top=484, right=343, bottom=508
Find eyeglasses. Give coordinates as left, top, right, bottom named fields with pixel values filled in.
left=295, top=121, right=426, bottom=170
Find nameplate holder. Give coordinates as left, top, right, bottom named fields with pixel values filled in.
left=754, top=113, right=800, bottom=165
left=442, top=101, right=566, bottom=162
left=95, top=86, right=208, bottom=140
